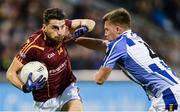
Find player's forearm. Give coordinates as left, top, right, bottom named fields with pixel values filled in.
left=6, top=57, right=24, bottom=90
left=75, top=37, right=107, bottom=53
left=95, top=67, right=112, bottom=85
left=6, top=71, right=24, bottom=90
left=95, top=71, right=105, bottom=85
left=80, top=19, right=95, bottom=32
left=71, top=19, right=96, bottom=32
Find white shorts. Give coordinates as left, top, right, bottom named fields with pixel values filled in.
left=34, top=83, right=81, bottom=112
left=149, top=84, right=180, bottom=112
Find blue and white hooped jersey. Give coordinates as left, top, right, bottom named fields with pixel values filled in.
left=102, top=30, right=180, bottom=98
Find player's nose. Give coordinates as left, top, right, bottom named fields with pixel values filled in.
left=104, top=32, right=107, bottom=37
left=57, top=31, right=62, bottom=36
left=104, top=34, right=107, bottom=38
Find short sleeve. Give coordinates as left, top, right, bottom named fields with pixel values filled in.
left=102, top=37, right=127, bottom=68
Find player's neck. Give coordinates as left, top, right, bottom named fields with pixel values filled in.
left=114, top=29, right=131, bottom=40
left=119, top=29, right=131, bottom=35
left=56, top=43, right=62, bottom=50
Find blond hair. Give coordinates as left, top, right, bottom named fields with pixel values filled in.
left=103, top=8, right=131, bottom=28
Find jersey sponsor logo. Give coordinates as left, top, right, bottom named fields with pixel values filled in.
left=47, top=53, right=55, bottom=59
left=49, top=60, right=67, bottom=75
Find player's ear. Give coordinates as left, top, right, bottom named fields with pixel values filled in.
left=42, top=24, right=47, bottom=31
left=42, top=24, right=46, bottom=29
left=42, top=24, right=48, bottom=29
left=116, top=26, right=122, bottom=34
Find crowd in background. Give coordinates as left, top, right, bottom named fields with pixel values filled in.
left=0, top=0, right=179, bottom=71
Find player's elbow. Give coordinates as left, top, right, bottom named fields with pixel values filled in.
left=6, top=70, right=11, bottom=81
left=89, top=20, right=96, bottom=31
left=6, top=69, right=14, bottom=81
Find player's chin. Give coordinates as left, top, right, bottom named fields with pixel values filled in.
left=107, top=38, right=113, bottom=42
left=63, top=36, right=73, bottom=42
left=54, top=36, right=64, bottom=42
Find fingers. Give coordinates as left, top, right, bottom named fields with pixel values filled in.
left=38, top=77, right=46, bottom=84
left=27, top=72, right=33, bottom=82
left=26, top=74, right=47, bottom=91
left=35, top=76, right=46, bottom=85
left=37, top=80, right=46, bottom=90
left=36, top=78, right=46, bottom=90
left=34, top=75, right=43, bottom=83
left=34, top=76, right=47, bottom=90
left=28, top=72, right=32, bottom=79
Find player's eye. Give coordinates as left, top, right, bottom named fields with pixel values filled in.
left=59, top=25, right=64, bottom=29
left=104, top=28, right=108, bottom=31
left=52, top=25, right=59, bottom=31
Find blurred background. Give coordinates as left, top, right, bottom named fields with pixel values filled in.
left=0, top=0, right=179, bottom=111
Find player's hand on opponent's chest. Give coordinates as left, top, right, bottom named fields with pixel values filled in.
left=22, top=73, right=46, bottom=93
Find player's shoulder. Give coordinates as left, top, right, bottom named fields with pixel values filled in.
left=22, top=29, right=45, bottom=52
left=27, top=29, right=46, bottom=45
left=28, top=29, right=44, bottom=42
left=106, top=37, right=126, bottom=55
left=108, top=35, right=126, bottom=48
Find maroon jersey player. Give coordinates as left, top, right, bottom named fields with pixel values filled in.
left=16, top=29, right=76, bottom=102
left=6, top=8, right=95, bottom=111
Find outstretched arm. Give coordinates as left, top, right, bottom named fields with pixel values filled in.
left=74, top=37, right=108, bottom=53
left=64, top=19, right=96, bottom=42
left=65, top=19, right=95, bottom=32
left=72, top=19, right=95, bottom=32
left=95, top=67, right=112, bottom=85
left=65, top=19, right=108, bottom=52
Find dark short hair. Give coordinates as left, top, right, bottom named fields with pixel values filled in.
left=103, top=8, right=131, bottom=28
left=43, top=8, right=66, bottom=24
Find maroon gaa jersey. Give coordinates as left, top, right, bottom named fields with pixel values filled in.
left=16, top=29, right=76, bottom=102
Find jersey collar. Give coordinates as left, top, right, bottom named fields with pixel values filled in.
left=115, top=29, right=132, bottom=41
left=120, top=29, right=132, bottom=37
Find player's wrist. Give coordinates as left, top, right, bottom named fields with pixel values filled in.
left=81, top=20, right=95, bottom=32
left=73, top=26, right=88, bottom=38
left=80, top=24, right=90, bottom=32
left=22, top=84, right=31, bottom=93
left=81, top=26, right=89, bottom=32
